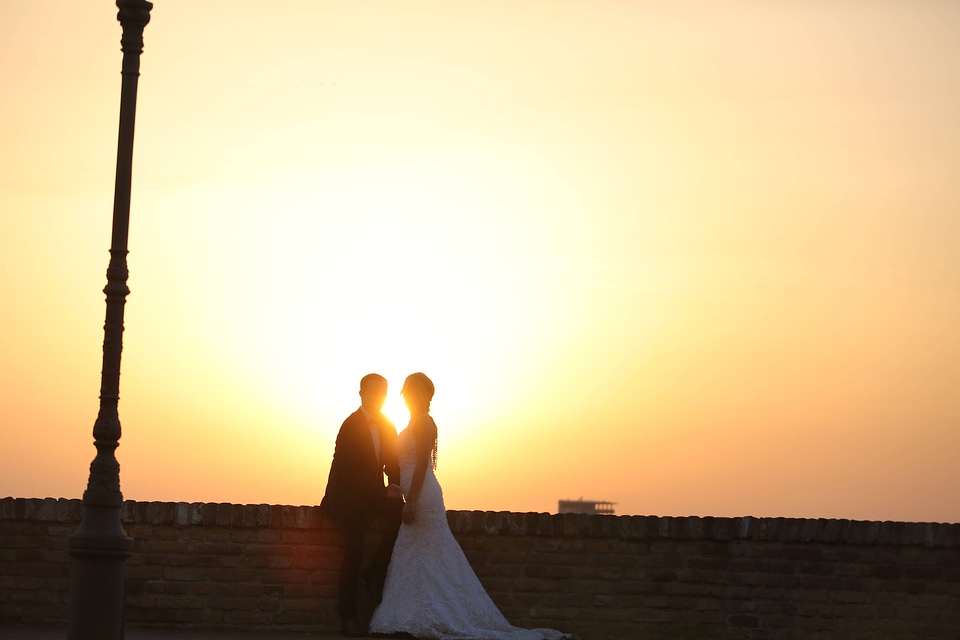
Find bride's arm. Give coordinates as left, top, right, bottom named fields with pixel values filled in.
left=402, top=415, right=437, bottom=524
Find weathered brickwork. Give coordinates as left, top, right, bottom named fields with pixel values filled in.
left=2, top=497, right=959, bottom=639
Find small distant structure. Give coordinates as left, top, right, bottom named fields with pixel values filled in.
left=558, top=498, right=616, bottom=515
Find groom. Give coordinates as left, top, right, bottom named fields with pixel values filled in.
left=321, top=373, right=404, bottom=637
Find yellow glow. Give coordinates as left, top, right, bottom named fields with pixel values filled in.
left=3, top=1, right=960, bottom=522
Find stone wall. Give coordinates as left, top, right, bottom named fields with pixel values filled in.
left=1, top=497, right=959, bottom=639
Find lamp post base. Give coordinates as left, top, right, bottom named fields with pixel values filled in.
left=66, top=504, right=134, bottom=640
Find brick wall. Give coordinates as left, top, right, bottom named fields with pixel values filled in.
left=1, top=497, right=958, bottom=639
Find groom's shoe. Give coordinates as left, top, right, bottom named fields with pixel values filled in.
left=340, top=617, right=368, bottom=637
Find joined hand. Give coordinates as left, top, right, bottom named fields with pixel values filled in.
left=385, top=484, right=403, bottom=500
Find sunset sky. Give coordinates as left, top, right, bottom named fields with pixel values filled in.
left=2, top=1, right=958, bottom=523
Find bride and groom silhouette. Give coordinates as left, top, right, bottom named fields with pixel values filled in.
left=321, top=373, right=570, bottom=639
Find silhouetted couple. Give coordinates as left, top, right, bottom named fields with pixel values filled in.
left=321, top=373, right=570, bottom=639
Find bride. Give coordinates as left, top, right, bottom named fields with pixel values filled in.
left=369, top=372, right=570, bottom=640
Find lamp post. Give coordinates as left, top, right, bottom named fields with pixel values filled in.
left=66, top=2, right=152, bottom=639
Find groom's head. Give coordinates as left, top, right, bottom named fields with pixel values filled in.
left=359, top=373, right=388, bottom=414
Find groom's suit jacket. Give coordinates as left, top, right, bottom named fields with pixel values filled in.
left=321, top=408, right=400, bottom=519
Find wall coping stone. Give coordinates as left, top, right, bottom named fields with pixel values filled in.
left=3, top=497, right=958, bottom=547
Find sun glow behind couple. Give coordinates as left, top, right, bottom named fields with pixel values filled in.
left=2, top=1, right=959, bottom=523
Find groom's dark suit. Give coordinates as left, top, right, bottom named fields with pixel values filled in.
left=321, top=407, right=403, bottom=624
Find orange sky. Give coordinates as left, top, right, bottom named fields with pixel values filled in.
left=2, top=1, right=958, bottom=523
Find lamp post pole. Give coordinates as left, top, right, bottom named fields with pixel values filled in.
left=66, top=2, right=152, bottom=639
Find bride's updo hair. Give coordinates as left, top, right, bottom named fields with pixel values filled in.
left=402, top=372, right=435, bottom=412
left=403, top=372, right=437, bottom=468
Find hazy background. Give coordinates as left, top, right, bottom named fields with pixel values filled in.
left=2, top=1, right=958, bottom=522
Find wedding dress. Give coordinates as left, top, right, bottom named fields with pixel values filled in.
left=369, top=421, right=569, bottom=640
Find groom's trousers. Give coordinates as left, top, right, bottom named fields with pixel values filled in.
left=331, top=494, right=403, bottom=621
